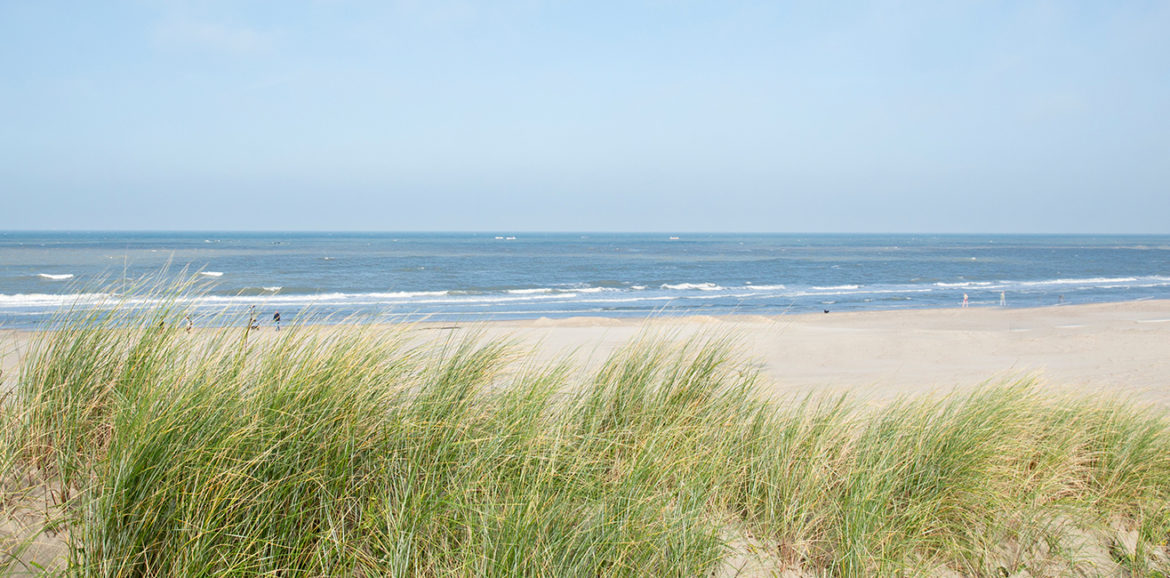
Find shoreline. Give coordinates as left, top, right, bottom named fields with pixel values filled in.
left=5, top=299, right=1170, bottom=405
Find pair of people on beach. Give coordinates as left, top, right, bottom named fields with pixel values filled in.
left=249, top=307, right=281, bottom=330
left=963, top=292, right=1008, bottom=308
left=184, top=309, right=281, bottom=332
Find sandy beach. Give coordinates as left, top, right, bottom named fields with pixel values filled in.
left=5, top=299, right=1169, bottom=405
left=469, top=299, right=1170, bottom=406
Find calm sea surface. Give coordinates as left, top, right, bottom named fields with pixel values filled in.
left=2, top=232, right=1169, bottom=329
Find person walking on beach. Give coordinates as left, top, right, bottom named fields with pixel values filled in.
left=1000, top=291, right=1006, bottom=307
left=962, top=293, right=969, bottom=308
left=273, top=311, right=281, bottom=331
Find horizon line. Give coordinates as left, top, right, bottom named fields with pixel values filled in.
left=4, top=230, right=1170, bottom=237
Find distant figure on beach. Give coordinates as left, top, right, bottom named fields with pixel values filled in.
left=273, top=311, right=281, bottom=331
left=962, top=293, right=969, bottom=308
left=248, top=306, right=258, bottom=330
left=185, top=315, right=192, bottom=333
left=1000, top=291, right=1006, bottom=307
left=1058, top=295, right=1064, bottom=305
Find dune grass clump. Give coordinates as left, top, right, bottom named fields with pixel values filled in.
left=1, top=281, right=1169, bottom=576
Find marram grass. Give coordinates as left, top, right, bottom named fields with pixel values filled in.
left=2, top=284, right=1169, bottom=576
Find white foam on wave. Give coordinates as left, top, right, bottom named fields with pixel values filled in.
left=933, top=276, right=1167, bottom=291
left=1016, top=276, right=1139, bottom=287
left=505, top=286, right=621, bottom=296
left=263, top=286, right=282, bottom=292
left=788, top=287, right=932, bottom=298
left=934, top=281, right=993, bottom=288
left=200, top=271, right=224, bottom=277
left=507, top=288, right=555, bottom=295
left=811, top=284, right=860, bottom=291
left=308, top=292, right=577, bottom=307
left=661, top=283, right=723, bottom=291
left=195, top=290, right=454, bottom=307
left=0, top=293, right=110, bottom=308
left=741, top=284, right=787, bottom=291
left=574, top=295, right=676, bottom=305
left=37, top=273, right=74, bottom=281
left=574, top=287, right=621, bottom=294
left=367, top=290, right=453, bottom=299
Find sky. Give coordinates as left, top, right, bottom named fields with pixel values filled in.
left=2, top=1, right=1168, bottom=233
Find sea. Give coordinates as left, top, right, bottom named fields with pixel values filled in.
left=2, top=232, right=1169, bottom=329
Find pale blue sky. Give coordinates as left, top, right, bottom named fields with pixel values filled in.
left=2, top=1, right=1168, bottom=232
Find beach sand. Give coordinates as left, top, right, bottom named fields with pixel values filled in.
left=465, top=299, right=1170, bottom=406
left=5, top=300, right=1169, bottom=405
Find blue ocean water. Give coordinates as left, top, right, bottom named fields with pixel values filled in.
left=2, top=232, right=1169, bottom=329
